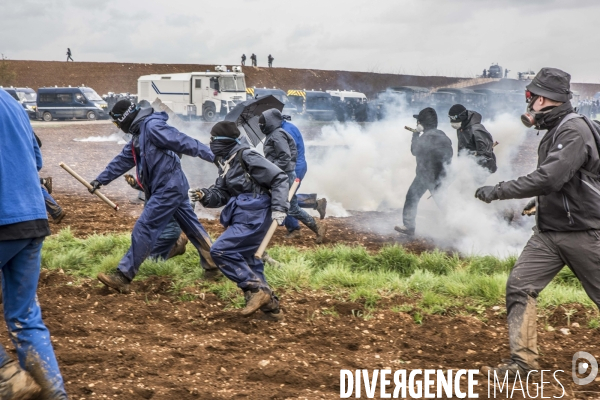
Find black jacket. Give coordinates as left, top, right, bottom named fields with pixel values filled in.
left=411, top=108, right=453, bottom=182
left=457, top=111, right=497, bottom=172
left=497, top=104, right=600, bottom=231
left=200, top=138, right=289, bottom=213
left=262, top=109, right=298, bottom=173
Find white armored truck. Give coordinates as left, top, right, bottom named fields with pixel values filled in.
left=137, top=67, right=246, bottom=121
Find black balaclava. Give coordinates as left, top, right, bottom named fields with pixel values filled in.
left=110, top=100, right=140, bottom=133
left=210, top=121, right=241, bottom=157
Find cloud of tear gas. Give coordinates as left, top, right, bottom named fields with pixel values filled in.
left=299, top=96, right=536, bottom=256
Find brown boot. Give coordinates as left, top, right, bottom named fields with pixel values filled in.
left=203, top=268, right=221, bottom=281
left=315, top=220, right=327, bottom=244
left=285, top=229, right=301, bottom=239
left=316, top=198, right=327, bottom=220
left=255, top=310, right=285, bottom=322
left=166, top=234, right=188, bottom=259
left=97, top=270, right=131, bottom=294
left=0, top=361, right=42, bottom=400
left=240, top=289, right=271, bottom=317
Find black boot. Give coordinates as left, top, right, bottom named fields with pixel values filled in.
left=97, top=270, right=131, bottom=294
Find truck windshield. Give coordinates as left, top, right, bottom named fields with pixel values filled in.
left=17, top=91, right=37, bottom=102
left=218, top=76, right=246, bottom=92
left=81, top=88, right=102, bottom=101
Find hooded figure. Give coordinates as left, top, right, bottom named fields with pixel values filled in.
left=449, top=104, right=497, bottom=173
left=395, top=107, right=452, bottom=236
left=90, top=100, right=216, bottom=294
left=475, top=67, right=600, bottom=379
left=260, top=109, right=327, bottom=243
left=191, top=121, right=289, bottom=320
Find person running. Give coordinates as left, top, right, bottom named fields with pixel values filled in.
left=90, top=99, right=217, bottom=294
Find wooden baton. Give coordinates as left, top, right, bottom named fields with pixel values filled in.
left=254, top=178, right=301, bottom=259
left=59, top=162, right=119, bottom=211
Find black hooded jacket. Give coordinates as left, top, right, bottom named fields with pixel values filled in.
left=497, top=103, right=600, bottom=231
left=262, top=109, right=298, bottom=173
left=457, top=111, right=497, bottom=172
left=200, top=137, right=289, bottom=213
left=411, top=108, right=453, bottom=182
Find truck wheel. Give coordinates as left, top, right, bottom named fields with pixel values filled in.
left=42, top=112, right=53, bottom=122
left=203, top=105, right=217, bottom=122
left=86, top=111, right=98, bottom=121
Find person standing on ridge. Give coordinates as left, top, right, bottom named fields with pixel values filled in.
left=66, top=48, right=73, bottom=62
left=241, top=54, right=246, bottom=66
left=268, top=54, right=274, bottom=68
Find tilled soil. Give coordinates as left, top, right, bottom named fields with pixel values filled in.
left=0, top=271, right=595, bottom=399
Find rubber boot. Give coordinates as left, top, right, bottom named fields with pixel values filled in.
left=508, top=295, right=540, bottom=369
left=53, top=210, right=67, bottom=224
left=316, top=198, right=327, bottom=220
left=306, top=219, right=327, bottom=244
left=0, top=360, right=41, bottom=400
left=285, top=230, right=301, bottom=239
left=97, top=270, right=131, bottom=294
left=166, top=234, right=188, bottom=259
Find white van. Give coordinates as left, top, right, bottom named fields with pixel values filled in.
left=137, top=68, right=246, bottom=121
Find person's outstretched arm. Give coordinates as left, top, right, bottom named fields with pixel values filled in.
left=148, top=119, right=214, bottom=163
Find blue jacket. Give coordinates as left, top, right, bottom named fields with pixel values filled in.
left=0, top=90, right=47, bottom=225
left=96, top=112, right=214, bottom=197
left=281, top=120, right=307, bottom=176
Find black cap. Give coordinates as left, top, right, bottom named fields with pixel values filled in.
left=448, top=104, right=467, bottom=122
left=210, top=121, right=240, bottom=138
left=414, top=107, right=438, bottom=129
left=526, top=68, right=572, bottom=103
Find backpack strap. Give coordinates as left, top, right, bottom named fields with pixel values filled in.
left=556, top=113, right=600, bottom=179
left=237, top=149, right=271, bottom=194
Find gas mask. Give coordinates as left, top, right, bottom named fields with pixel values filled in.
left=521, top=91, right=552, bottom=129
left=416, top=124, right=424, bottom=133
left=450, top=122, right=462, bottom=130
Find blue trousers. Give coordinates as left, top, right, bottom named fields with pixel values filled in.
left=118, top=188, right=213, bottom=280
left=41, top=186, right=63, bottom=220
left=284, top=165, right=318, bottom=232
left=149, top=218, right=182, bottom=260
left=0, top=237, right=67, bottom=398
left=210, top=194, right=271, bottom=291
left=284, top=171, right=318, bottom=233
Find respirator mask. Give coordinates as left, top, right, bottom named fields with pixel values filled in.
left=416, top=123, right=424, bottom=133
left=450, top=122, right=462, bottom=130
left=520, top=90, right=553, bottom=129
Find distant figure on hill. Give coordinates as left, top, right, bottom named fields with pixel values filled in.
left=251, top=53, right=257, bottom=67
left=482, top=69, right=487, bottom=78
left=268, top=54, right=274, bottom=68
left=241, top=54, right=246, bottom=66
left=504, top=68, right=509, bottom=78
left=66, top=48, right=73, bottom=62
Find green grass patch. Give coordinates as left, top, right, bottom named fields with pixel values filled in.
left=41, top=230, right=595, bottom=315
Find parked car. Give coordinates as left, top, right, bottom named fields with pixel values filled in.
left=287, top=90, right=335, bottom=121
left=1, top=86, right=37, bottom=119
left=36, top=86, right=108, bottom=121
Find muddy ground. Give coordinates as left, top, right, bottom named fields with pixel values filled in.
left=0, top=271, right=594, bottom=399
left=12, top=123, right=598, bottom=399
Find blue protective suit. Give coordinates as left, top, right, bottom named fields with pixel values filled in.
left=96, top=111, right=216, bottom=280
left=281, top=120, right=319, bottom=232
left=200, top=139, right=288, bottom=293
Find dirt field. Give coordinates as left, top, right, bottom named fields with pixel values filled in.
left=6, top=123, right=597, bottom=399
left=0, top=270, right=588, bottom=399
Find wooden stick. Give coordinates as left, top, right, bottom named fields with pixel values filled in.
left=254, top=178, right=300, bottom=259
left=59, top=162, right=119, bottom=211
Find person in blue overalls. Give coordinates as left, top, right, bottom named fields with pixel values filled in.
left=191, top=121, right=289, bottom=320
left=90, top=100, right=216, bottom=294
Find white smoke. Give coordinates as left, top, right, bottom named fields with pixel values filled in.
left=300, top=98, right=535, bottom=256
left=74, top=132, right=127, bottom=144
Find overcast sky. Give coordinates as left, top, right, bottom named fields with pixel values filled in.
left=2, top=0, right=599, bottom=82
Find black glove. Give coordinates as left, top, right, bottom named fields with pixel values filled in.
left=474, top=185, right=499, bottom=203
left=89, top=180, right=102, bottom=194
